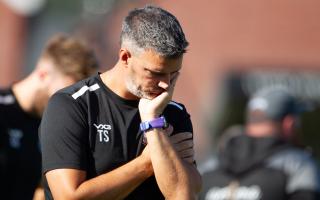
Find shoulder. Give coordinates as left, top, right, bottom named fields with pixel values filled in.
left=57, top=74, right=101, bottom=99
left=164, top=100, right=193, bottom=133
left=165, top=100, right=189, bottom=115
left=0, top=88, right=15, bottom=106
left=164, top=100, right=191, bottom=121
left=48, top=74, right=103, bottom=107
left=167, top=101, right=185, bottom=111
left=267, top=147, right=320, bottom=192
left=267, top=147, right=317, bottom=172
left=0, top=88, right=16, bottom=116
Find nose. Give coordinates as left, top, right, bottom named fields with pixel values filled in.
left=158, top=74, right=170, bottom=89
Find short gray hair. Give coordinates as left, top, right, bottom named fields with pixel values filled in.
left=120, top=5, right=189, bottom=58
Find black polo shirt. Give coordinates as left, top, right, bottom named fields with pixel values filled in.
left=0, top=89, right=42, bottom=200
left=40, top=73, right=193, bottom=200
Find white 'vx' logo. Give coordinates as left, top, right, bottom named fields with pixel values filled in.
left=94, top=124, right=111, bottom=143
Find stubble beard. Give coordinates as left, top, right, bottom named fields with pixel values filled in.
left=125, top=77, right=154, bottom=99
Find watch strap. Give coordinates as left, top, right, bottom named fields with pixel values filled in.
left=140, top=116, right=168, bottom=132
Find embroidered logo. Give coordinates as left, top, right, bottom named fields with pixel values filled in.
left=94, top=123, right=111, bottom=143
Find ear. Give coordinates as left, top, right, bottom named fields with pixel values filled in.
left=119, top=48, right=131, bottom=66
left=282, top=115, right=295, bottom=140
left=37, top=68, right=48, bottom=82
left=35, top=58, right=52, bottom=82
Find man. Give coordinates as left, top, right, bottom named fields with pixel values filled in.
left=0, top=34, right=98, bottom=200
left=40, top=5, right=202, bottom=200
left=200, top=86, right=320, bottom=200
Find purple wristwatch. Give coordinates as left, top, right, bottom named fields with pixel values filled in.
left=139, top=116, right=168, bottom=132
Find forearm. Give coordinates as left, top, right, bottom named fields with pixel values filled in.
left=82, top=157, right=152, bottom=199
left=146, top=129, right=201, bottom=200
left=48, top=156, right=153, bottom=200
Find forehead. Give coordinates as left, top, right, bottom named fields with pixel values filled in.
left=135, top=50, right=183, bottom=72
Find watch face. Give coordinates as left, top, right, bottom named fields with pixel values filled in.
left=140, top=121, right=150, bottom=132
left=140, top=116, right=167, bottom=132
left=140, top=116, right=168, bottom=145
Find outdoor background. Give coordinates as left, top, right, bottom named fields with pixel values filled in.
left=1, top=0, right=320, bottom=164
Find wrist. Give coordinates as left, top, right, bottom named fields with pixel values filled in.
left=140, top=116, right=168, bottom=132
left=140, top=114, right=159, bottom=122
left=140, top=116, right=168, bottom=144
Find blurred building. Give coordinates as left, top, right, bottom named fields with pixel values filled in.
left=95, top=0, right=320, bottom=162
left=2, top=0, right=320, bottom=162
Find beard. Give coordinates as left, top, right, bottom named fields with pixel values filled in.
left=125, top=77, right=161, bottom=100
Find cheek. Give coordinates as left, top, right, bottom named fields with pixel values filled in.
left=129, top=66, right=157, bottom=88
left=131, top=71, right=151, bottom=86
left=142, top=77, right=159, bottom=88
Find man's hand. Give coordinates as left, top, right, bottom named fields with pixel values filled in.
left=169, top=132, right=194, bottom=164
left=143, top=125, right=194, bottom=164
left=165, top=125, right=194, bottom=164
left=139, top=72, right=179, bottom=121
left=165, top=125, right=195, bottom=164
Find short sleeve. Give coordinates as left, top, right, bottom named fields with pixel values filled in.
left=165, top=101, right=193, bottom=135
left=268, top=148, right=320, bottom=195
left=40, top=92, right=88, bottom=174
left=286, top=152, right=320, bottom=194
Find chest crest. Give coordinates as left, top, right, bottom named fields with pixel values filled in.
left=93, top=123, right=112, bottom=143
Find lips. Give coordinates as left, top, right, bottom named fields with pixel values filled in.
left=147, top=89, right=164, bottom=95
left=142, top=90, right=162, bottom=99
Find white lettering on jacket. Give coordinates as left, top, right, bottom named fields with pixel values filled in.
left=205, top=185, right=262, bottom=200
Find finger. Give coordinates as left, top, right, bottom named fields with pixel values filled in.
left=182, top=156, right=194, bottom=164
left=170, top=132, right=192, bottom=144
left=157, top=72, right=179, bottom=91
left=167, top=72, right=180, bottom=96
left=152, top=90, right=171, bottom=107
left=152, top=73, right=180, bottom=107
left=178, top=148, right=194, bottom=158
left=158, top=81, right=169, bottom=90
left=174, top=140, right=193, bottom=152
left=170, top=71, right=180, bottom=85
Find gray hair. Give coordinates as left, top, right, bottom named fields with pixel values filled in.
left=120, top=5, right=189, bottom=58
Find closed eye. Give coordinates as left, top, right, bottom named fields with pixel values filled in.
left=144, top=68, right=166, bottom=77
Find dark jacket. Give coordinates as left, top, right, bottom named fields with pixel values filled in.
left=200, top=133, right=320, bottom=200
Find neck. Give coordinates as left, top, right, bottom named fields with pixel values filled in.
left=100, top=62, right=138, bottom=100
left=12, top=72, right=42, bottom=117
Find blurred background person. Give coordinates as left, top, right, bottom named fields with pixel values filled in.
left=0, top=33, right=98, bottom=200
left=2, top=0, right=320, bottom=181
left=199, top=86, right=320, bottom=200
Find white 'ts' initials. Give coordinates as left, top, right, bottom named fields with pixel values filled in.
left=97, top=129, right=109, bottom=142
left=94, top=124, right=111, bottom=143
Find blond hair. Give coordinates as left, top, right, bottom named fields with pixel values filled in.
left=42, top=34, right=99, bottom=81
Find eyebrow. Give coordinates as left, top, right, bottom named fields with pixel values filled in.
left=144, top=68, right=164, bottom=76
left=146, top=68, right=180, bottom=75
